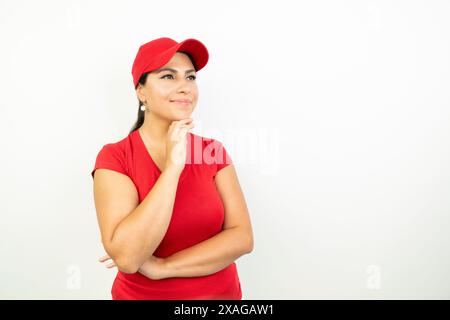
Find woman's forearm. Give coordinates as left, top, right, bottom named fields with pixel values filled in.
left=158, top=227, right=252, bottom=279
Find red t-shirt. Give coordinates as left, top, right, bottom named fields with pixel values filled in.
left=91, top=129, right=242, bottom=300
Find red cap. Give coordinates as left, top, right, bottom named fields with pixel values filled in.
left=131, top=37, right=209, bottom=88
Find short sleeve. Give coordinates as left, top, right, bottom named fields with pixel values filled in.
left=91, top=144, right=127, bottom=179
left=214, top=140, right=233, bottom=172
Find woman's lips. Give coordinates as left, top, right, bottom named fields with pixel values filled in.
left=170, top=100, right=191, bottom=106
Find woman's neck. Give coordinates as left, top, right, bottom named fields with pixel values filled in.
left=138, top=112, right=170, bottom=148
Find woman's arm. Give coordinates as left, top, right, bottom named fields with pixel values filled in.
left=99, top=158, right=254, bottom=278
left=152, top=226, right=252, bottom=279
left=94, top=119, right=194, bottom=274
left=94, top=166, right=181, bottom=274
left=100, top=226, right=251, bottom=279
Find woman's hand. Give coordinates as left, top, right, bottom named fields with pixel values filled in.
left=138, top=255, right=168, bottom=280
left=99, top=254, right=116, bottom=268
left=99, top=253, right=167, bottom=280
left=164, top=118, right=195, bottom=174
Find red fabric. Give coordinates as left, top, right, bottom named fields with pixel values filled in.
left=91, top=130, right=241, bottom=300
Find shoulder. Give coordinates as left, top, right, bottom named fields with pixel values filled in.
left=91, top=132, right=133, bottom=178
left=96, top=133, right=131, bottom=160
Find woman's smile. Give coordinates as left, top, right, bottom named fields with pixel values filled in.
left=170, top=100, right=191, bottom=107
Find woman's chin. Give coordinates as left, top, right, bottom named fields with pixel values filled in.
left=173, top=109, right=192, bottom=118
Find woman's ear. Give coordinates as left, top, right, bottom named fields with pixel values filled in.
left=136, top=84, right=146, bottom=103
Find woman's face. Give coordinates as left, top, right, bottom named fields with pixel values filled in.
left=137, top=52, right=198, bottom=121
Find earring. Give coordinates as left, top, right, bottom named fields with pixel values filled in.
left=140, top=99, right=149, bottom=111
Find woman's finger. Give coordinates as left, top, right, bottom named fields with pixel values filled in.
left=106, top=262, right=116, bottom=268
left=99, top=254, right=110, bottom=262
left=176, top=122, right=194, bottom=136
left=171, top=118, right=192, bottom=126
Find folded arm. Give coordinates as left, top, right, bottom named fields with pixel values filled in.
left=140, top=164, right=254, bottom=279
left=144, top=226, right=252, bottom=279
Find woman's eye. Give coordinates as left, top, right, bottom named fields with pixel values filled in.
left=161, top=74, right=196, bottom=80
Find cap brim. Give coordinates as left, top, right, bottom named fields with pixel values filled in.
left=175, top=38, right=209, bottom=71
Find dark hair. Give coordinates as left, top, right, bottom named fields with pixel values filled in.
left=129, top=51, right=196, bottom=133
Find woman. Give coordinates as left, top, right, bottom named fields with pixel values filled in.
left=91, top=37, right=254, bottom=300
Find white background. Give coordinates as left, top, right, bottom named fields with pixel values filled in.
left=1, top=0, right=449, bottom=299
